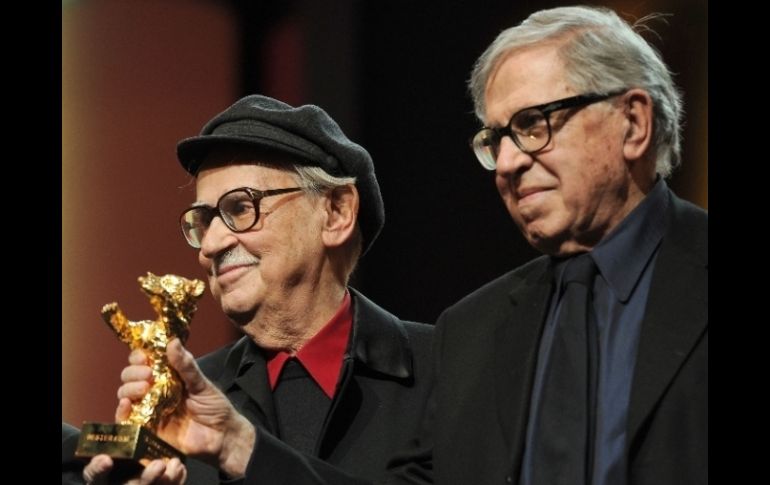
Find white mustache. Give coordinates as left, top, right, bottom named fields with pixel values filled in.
left=212, top=248, right=260, bottom=276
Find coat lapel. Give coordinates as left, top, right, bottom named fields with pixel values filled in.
left=233, top=360, right=279, bottom=433
left=494, top=258, right=555, bottom=471
left=318, top=288, right=413, bottom=457
left=211, top=337, right=279, bottom=434
left=627, top=195, right=708, bottom=442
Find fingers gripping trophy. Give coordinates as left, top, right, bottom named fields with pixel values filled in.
left=76, top=273, right=205, bottom=469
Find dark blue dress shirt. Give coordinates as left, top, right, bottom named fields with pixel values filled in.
left=521, top=179, right=670, bottom=485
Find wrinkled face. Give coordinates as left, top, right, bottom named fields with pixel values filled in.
left=484, top=44, right=634, bottom=255
left=193, top=160, right=325, bottom=324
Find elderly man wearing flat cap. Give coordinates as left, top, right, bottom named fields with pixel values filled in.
left=82, top=95, right=433, bottom=484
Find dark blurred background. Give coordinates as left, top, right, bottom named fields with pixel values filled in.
left=62, top=0, right=707, bottom=425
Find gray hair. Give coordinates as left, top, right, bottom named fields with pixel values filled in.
left=293, top=165, right=357, bottom=195
left=469, top=5, right=683, bottom=177
left=292, top=165, right=364, bottom=273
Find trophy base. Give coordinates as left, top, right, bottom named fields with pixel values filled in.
left=75, top=422, right=186, bottom=466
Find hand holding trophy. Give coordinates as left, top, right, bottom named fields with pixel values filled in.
left=76, top=273, right=205, bottom=474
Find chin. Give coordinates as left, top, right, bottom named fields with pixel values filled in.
left=214, top=289, right=255, bottom=318
left=225, top=309, right=256, bottom=327
left=525, top=227, right=570, bottom=256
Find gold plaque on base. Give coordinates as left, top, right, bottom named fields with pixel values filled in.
left=76, top=423, right=185, bottom=464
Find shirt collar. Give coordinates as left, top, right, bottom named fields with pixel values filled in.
left=590, top=178, right=669, bottom=302
left=265, top=291, right=353, bottom=398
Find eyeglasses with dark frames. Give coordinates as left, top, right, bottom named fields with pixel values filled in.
left=180, top=186, right=303, bottom=248
left=470, top=89, right=627, bottom=170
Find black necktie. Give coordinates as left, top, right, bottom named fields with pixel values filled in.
left=532, top=253, right=599, bottom=485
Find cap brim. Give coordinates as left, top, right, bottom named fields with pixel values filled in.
left=177, top=134, right=318, bottom=175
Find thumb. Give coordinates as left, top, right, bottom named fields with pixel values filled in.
left=167, top=338, right=208, bottom=394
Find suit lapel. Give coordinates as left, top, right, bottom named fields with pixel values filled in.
left=494, top=259, right=555, bottom=472
left=233, top=361, right=279, bottom=433
left=210, top=339, right=279, bottom=434
left=628, top=196, right=708, bottom=442
left=317, top=289, right=412, bottom=457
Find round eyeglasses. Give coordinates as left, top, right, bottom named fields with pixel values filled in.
left=470, top=89, right=627, bottom=170
left=180, top=187, right=303, bottom=248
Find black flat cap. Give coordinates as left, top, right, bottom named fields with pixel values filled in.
left=177, top=95, right=384, bottom=256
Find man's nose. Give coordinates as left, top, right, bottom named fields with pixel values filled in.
left=199, top=216, right=238, bottom=259
left=495, top=135, right=534, bottom=177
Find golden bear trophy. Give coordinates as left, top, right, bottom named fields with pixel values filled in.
left=76, top=273, right=205, bottom=469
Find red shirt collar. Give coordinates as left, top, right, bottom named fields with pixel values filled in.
left=266, top=292, right=353, bottom=398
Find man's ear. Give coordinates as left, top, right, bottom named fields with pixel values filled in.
left=621, top=88, right=654, bottom=162
left=322, top=184, right=359, bottom=249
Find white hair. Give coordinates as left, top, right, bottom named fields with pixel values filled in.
left=469, top=6, right=684, bottom=177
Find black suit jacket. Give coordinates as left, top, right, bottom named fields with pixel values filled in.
left=389, top=190, right=707, bottom=485
left=185, top=288, right=434, bottom=484
left=233, top=191, right=706, bottom=485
